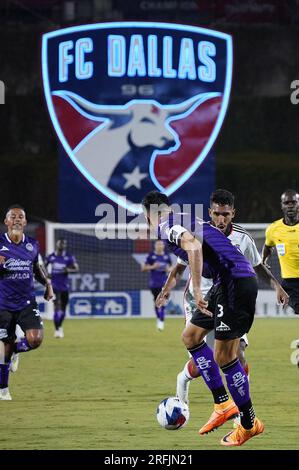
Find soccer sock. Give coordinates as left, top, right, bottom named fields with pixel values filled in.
left=54, top=310, right=65, bottom=329
left=185, top=359, right=200, bottom=379
left=154, top=306, right=160, bottom=320
left=158, top=306, right=165, bottom=321
left=0, top=363, right=10, bottom=389
left=188, top=342, right=229, bottom=404
left=14, top=338, right=33, bottom=353
left=221, top=358, right=255, bottom=429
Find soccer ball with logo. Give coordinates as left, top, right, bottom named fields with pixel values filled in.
left=156, top=397, right=189, bottom=430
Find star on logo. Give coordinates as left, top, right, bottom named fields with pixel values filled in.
left=122, top=166, right=148, bottom=189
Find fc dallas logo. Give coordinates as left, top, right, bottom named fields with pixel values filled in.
left=42, top=22, right=232, bottom=213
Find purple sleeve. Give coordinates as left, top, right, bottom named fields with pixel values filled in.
left=33, top=241, right=40, bottom=263
left=145, top=253, right=153, bottom=265
left=68, top=254, right=77, bottom=266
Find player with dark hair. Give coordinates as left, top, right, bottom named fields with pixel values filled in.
left=45, top=238, right=79, bottom=338
left=263, top=189, right=299, bottom=315
left=142, top=190, right=265, bottom=446
left=142, top=240, right=172, bottom=331
left=159, top=189, right=288, bottom=426
left=0, top=205, right=53, bottom=400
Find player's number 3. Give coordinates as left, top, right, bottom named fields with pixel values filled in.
left=217, top=304, right=224, bottom=317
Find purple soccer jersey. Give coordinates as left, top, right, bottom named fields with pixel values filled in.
left=145, top=252, right=172, bottom=289
left=46, top=252, right=77, bottom=292
left=0, top=233, right=39, bottom=311
left=158, top=213, right=255, bottom=282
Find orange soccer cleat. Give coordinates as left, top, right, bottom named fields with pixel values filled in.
left=220, top=417, right=264, bottom=447
left=199, top=399, right=239, bottom=435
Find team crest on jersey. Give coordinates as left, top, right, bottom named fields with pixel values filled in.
left=26, top=243, right=33, bottom=251
left=42, top=23, right=232, bottom=212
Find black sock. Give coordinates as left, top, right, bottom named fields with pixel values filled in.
left=239, top=399, right=255, bottom=429
left=211, top=386, right=229, bottom=404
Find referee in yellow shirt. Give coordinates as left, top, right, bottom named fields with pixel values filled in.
left=262, top=189, right=299, bottom=314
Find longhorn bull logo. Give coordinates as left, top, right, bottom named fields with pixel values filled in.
left=42, top=23, right=232, bottom=213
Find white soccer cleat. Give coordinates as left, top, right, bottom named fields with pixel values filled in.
left=0, top=388, right=12, bottom=400
left=157, top=319, right=164, bottom=331
left=176, top=371, right=190, bottom=405
left=9, top=353, right=20, bottom=373
left=54, top=327, right=64, bottom=338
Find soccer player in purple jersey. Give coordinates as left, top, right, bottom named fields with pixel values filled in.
left=0, top=205, right=54, bottom=400
left=142, top=240, right=172, bottom=331
left=45, top=238, right=79, bottom=338
left=158, top=189, right=288, bottom=428
left=142, top=191, right=264, bottom=447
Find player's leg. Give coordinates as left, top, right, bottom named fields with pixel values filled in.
left=151, top=288, right=165, bottom=331
left=53, top=292, right=65, bottom=337
left=238, top=335, right=249, bottom=377
left=14, top=303, right=44, bottom=353
left=0, top=310, right=16, bottom=400
left=182, top=320, right=239, bottom=434
left=55, top=291, right=68, bottom=338
left=176, top=358, right=199, bottom=404
left=214, top=278, right=264, bottom=446
left=176, top=287, right=201, bottom=402
left=9, top=325, right=25, bottom=373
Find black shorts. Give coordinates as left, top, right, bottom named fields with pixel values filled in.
left=151, top=288, right=162, bottom=301
left=281, top=278, right=299, bottom=315
left=0, top=302, right=43, bottom=343
left=185, top=287, right=215, bottom=331
left=191, top=277, right=258, bottom=340
left=54, top=290, right=69, bottom=310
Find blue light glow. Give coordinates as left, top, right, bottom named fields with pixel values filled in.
left=108, top=35, right=126, bottom=77
left=58, top=40, right=73, bottom=83
left=75, top=37, right=93, bottom=80
left=127, top=35, right=146, bottom=77
left=42, top=22, right=233, bottom=213
left=198, top=41, right=216, bottom=83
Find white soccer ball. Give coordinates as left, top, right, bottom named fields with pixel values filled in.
left=156, top=396, right=189, bottom=430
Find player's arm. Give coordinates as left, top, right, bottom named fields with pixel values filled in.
left=156, top=262, right=186, bottom=308
left=262, top=244, right=273, bottom=267
left=254, top=263, right=289, bottom=307
left=262, top=225, right=275, bottom=267
left=141, top=256, right=159, bottom=271
left=65, top=262, right=79, bottom=274
left=180, top=232, right=212, bottom=317
left=33, top=255, right=54, bottom=301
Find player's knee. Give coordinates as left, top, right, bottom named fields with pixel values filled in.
left=181, top=329, right=194, bottom=348
left=189, top=359, right=200, bottom=378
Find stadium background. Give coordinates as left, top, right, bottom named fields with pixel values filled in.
left=0, top=0, right=299, bottom=452
left=0, top=0, right=298, bottom=320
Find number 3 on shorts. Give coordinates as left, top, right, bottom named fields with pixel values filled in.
left=217, top=304, right=224, bottom=317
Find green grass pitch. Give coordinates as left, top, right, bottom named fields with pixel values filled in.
left=1, top=318, right=298, bottom=450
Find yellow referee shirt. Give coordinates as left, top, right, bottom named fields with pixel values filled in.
left=265, top=218, right=299, bottom=278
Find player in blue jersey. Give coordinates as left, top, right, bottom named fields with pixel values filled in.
left=142, top=240, right=172, bottom=331
left=142, top=191, right=264, bottom=447
left=0, top=205, right=54, bottom=400
left=45, top=238, right=79, bottom=338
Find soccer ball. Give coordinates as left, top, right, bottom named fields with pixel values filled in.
left=156, top=396, right=189, bottom=430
